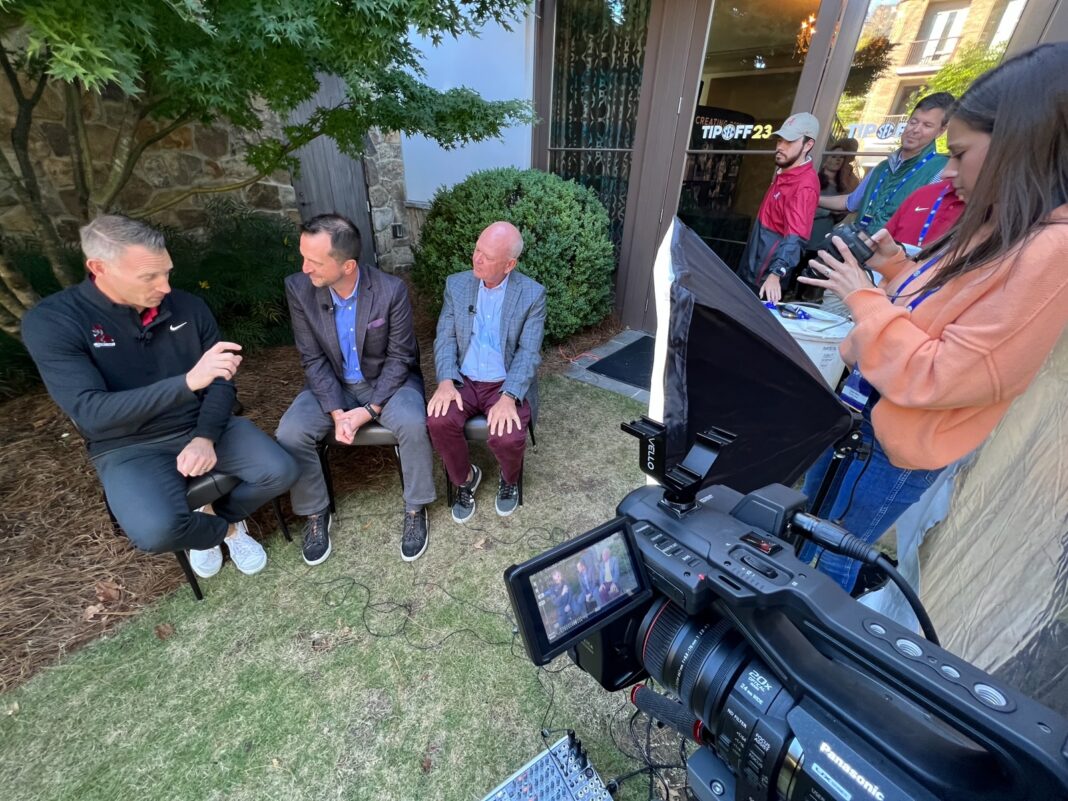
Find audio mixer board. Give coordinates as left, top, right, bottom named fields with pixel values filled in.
left=479, top=734, right=612, bottom=801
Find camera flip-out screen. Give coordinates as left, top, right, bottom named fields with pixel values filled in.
left=505, top=519, right=653, bottom=665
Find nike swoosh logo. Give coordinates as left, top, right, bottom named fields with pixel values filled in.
left=914, top=207, right=929, bottom=212
left=169, top=322, right=188, bottom=332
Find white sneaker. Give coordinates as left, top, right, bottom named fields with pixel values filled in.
left=188, top=545, right=223, bottom=578
left=224, top=521, right=267, bottom=575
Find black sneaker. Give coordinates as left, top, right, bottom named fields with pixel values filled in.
left=401, top=508, right=429, bottom=562
left=495, top=475, right=519, bottom=517
left=451, top=464, right=482, bottom=524
left=302, top=510, right=332, bottom=566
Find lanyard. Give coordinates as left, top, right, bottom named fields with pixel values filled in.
left=859, top=151, right=936, bottom=228
left=891, top=253, right=943, bottom=311
left=842, top=249, right=943, bottom=412
left=916, top=185, right=952, bottom=247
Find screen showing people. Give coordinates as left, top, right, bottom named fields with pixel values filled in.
left=530, top=531, right=641, bottom=645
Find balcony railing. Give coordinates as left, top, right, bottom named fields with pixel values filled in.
left=904, top=37, right=960, bottom=67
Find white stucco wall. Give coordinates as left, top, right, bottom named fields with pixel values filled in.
left=402, top=15, right=536, bottom=204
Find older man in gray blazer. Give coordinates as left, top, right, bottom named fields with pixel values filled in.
left=277, top=214, right=435, bottom=564
left=427, top=221, right=546, bottom=523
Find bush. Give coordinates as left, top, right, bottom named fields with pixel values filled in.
left=168, top=200, right=300, bottom=349
left=412, top=168, right=615, bottom=343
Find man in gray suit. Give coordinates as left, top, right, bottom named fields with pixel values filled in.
left=427, top=221, right=546, bottom=523
left=277, top=215, right=435, bottom=563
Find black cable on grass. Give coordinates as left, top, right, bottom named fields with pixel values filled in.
left=271, top=512, right=570, bottom=652
left=274, top=510, right=678, bottom=790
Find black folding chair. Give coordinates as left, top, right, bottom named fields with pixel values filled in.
left=317, top=422, right=405, bottom=514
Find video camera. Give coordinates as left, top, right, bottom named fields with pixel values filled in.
left=505, top=419, right=1068, bottom=801
left=802, top=221, right=876, bottom=278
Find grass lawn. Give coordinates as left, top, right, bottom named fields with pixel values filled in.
left=0, top=376, right=674, bottom=801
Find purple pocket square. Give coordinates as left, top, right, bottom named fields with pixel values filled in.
left=368, top=318, right=386, bottom=329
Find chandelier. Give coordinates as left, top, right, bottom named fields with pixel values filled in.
left=795, top=14, right=817, bottom=59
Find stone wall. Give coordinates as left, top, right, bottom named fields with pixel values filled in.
left=363, top=129, right=413, bottom=272
left=0, top=81, right=298, bottom=242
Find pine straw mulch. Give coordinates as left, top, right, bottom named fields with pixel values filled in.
left=0, top=297, right=621, bottom=693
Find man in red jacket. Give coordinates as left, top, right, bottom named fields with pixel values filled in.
left=736, top=113, right=822, bottom=304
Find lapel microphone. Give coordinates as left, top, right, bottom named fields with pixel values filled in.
left=468, top=304, right=476, bottom=315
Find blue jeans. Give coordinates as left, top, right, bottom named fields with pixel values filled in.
left=798, top=418, right=944, bottom=593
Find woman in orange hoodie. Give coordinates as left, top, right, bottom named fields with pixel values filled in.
left=796, top=43, right=1068, bottom=594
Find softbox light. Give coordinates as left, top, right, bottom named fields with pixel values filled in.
left=649, top=217, right=853, bottom=494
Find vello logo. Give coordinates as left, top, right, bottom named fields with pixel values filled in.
left=818, top=742, right=886, bottom=801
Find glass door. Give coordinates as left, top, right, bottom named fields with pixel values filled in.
left=675, top=0, right=834, bottom=269
left=830, top=0, right=1033, bottom=184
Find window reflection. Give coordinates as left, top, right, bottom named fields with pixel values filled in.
left=835, top=0, right=1029, bottom=174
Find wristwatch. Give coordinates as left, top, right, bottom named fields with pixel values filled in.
left=363, top=402, right=381, bottom=422
left=503, top=391, right=521, bottom=403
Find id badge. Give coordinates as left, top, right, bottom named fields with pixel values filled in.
left=839, top=365, right=874, bottom=412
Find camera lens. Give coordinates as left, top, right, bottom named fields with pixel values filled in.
left=638, top=599, right=750, bottom=725
left=637, top=599, right=805, bottom=797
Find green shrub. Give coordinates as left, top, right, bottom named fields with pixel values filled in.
left=168, top=199, right=300, bottom=349
left=412, top=168, right=615, bottom=343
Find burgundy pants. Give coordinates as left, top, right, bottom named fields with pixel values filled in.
left=427, top=378, right=531, bottom=486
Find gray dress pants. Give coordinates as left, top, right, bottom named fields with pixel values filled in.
left=92, top=416, right=299, bottom=553
left=275, top=382, right=436, bottom=515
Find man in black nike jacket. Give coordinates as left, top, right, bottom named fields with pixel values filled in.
left=21, top=215, right=298, bottom=579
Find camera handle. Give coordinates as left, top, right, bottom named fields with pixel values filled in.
left=621, top=417, right=736, bottom=514
left=793, top=512, right=940, bottom=645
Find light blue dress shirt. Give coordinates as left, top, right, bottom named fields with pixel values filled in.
left=460, top=275, right=509, bottom=382
left=330, top=276, right=363, bottom=383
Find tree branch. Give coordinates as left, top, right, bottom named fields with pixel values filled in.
left=134, top=170, right=270, bottom=218
left=28, top=69, right=47, bottom=107
left=0, top=47, right=26, bottom=104
left=98, top=111, right=193, bottom=212
left=65, top=82, right=92, bottom=219
left=0, top=276, right=31, bottom=322
left=0, top=245, right=41, bottom=311
left=0, top=299, right=22, bottom=339
left=0, top=147, right=78, bottom=287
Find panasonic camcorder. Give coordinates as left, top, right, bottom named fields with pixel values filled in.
left=504, top=419, right=1068, bottom=801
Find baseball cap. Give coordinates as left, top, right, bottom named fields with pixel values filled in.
left=771, top=112, right=820, bottom=142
